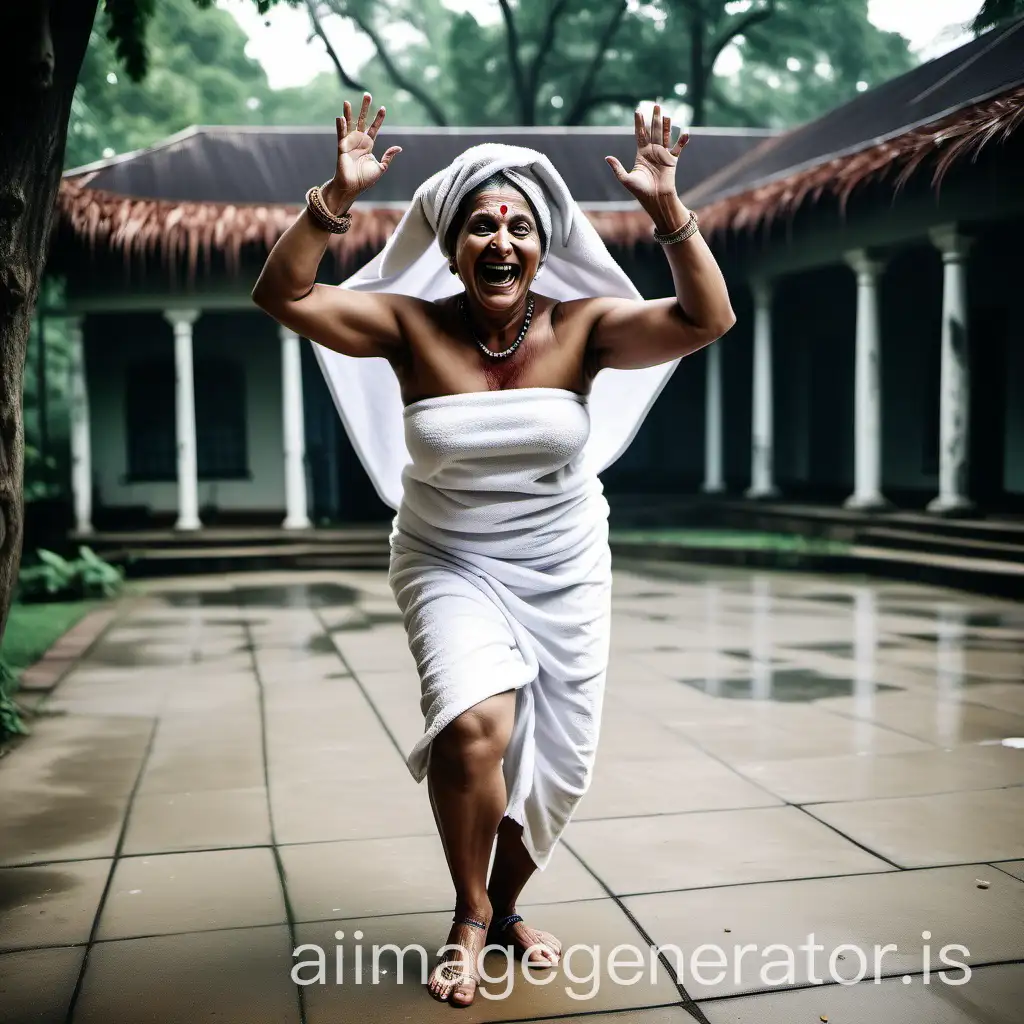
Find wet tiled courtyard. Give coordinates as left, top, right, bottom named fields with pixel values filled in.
left=2, top=564, right=1023, bottom=1022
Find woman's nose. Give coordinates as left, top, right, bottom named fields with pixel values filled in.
left=490, top=231, right=512, bottom=254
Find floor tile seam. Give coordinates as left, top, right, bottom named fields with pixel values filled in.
left=794, top=780, right=1024, bottom=808
left=691, top=956, right=1024, bottom=1004
left=642, top=718, right=812, bottom=807
left=988, top=862, right=1024, bottom=883
left=311, top=608, right=410, bottom=763
left=272, top=829, right=441, bottom=848
left=779, top=701, right=945, bottom=748
left=572, top=801, right=785, bottom=823
left=791, top=805, right=903, bottom=869
left=289, top=896, right=613, bottom=928
left=245, top=615, right=308, bottom=1024
left=114, top=841, right=277, bottom=859
left=611, top=864, right=907, bottom=900
left=497, top=858, right=1024, bottom=902
left=87, top=919, right=294, bottom=946
left=560, top=840, right=712, bottom=1024
left=0, top=941, right=89, bottom=957
left=466, top=1000, right=690, bottom=1024
left=815, top=695, right=1023, bottom=742
left=62, top=714, right=161, bottom=1024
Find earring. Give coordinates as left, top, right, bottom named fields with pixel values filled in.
left=449, top=263, right=458, bottom=275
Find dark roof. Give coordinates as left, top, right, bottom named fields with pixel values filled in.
left=686, top=17, right=1024, bottom=208
left=66, top=125, right=775, bottom=207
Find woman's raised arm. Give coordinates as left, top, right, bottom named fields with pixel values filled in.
left=252, top=93, right=407, bottom=359
left=569, top=106, right=736, bottom=372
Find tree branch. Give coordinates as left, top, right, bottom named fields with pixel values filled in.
left=347, top=8, right=449, bottom=124
left=706, top=0, right=777, bottom=74
left=526, top=0, right=572, bottom=122
left=564, top=0, right=628, bottom=124
left=303, top=0, right=367, bottom=94
left=497, top=0, right=531, bottom=123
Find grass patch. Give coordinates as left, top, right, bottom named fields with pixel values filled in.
left=2, top=600, right=98, bottom=671
left=610, top=529, right=850, bottom=555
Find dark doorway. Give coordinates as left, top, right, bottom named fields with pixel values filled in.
left=301, top=342, right=392, bottom=524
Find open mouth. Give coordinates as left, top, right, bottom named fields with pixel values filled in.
left=477, top=262, right=520, bottom=288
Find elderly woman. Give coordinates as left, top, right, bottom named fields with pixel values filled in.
left=253, top=92, right=734, bottom=1007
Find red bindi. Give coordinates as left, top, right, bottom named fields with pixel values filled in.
left=500, top=204, right=508, bottom=215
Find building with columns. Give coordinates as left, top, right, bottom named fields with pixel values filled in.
left=50, top=125, right=769, bottom=532
left=682, top=21, right=1024, bottom=515
left=48, top=23, right=1024, bottom=535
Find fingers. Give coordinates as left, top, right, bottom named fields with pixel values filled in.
left=379, top=146, right=402, bottom=172
left=605, top=155, right=628, bottom=183
left=670, top=130, right=690, bottom=158
left=357, top=92, right=372, bottom=132
left=367, top=105, right=386, bottom=140
left=651, top=104, right=663, bottom=148
left=634, top=109, right=648, bottom=149
left=336, top=116, right=344, bottom=144
left=343, top=100, right=352, bottom=129
left=661, top=107, right=672, bottom=148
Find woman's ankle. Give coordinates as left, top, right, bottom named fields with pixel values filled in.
left=453, top=896, right=492, bottom=926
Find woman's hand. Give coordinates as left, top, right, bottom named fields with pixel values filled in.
left=323, top=92, right=402, bottom=212
left=605, top=105, right=688, bottom=204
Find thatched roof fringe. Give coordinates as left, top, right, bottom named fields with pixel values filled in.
left=695, top=83, right=1024, bottom=237
left=56, top=181, right=658, bottom=278
left=57, top=179, right=407, bottom=281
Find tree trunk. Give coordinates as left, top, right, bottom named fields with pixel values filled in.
left=0, top=0, right=97, bottom=647
left=688, top=11, right=707, bottom=127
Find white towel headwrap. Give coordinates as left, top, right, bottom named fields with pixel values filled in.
left=313, top=142, right=679, bottom=509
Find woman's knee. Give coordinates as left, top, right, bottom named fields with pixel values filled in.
left=433, top=694, right=515, bottom=776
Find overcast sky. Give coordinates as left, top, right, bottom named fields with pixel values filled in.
left=221, top=0, right=985, bottom=92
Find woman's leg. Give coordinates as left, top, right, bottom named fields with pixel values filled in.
left=487, top=818, right=562, bottom=965
left=426, top=690, right=516, bottom=1005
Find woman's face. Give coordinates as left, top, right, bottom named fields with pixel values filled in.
left=452, top=186, right=543, bottom=317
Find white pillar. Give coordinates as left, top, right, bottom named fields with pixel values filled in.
left=927, top=227, right=973, bottom=515
left=165, top=310, right=201, bottom=531
left=702, top=342, right=724, bottom=493
left=844, top=250, right=888, bottom=510
left=280, top=326, right=311, bottom=529
left=67, top=315, right=93, bottom=534
left=747, top=279, right=778, bottom=499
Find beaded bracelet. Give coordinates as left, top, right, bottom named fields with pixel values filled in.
left=653, top=210, right=699, bottom=245
left=305, top=181, right=352, bottom=234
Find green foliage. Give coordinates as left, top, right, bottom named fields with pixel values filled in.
left=973, top=0, right=1024, bottom=30
left=0, top=659, right=28, bottom=742
left=68, top=0, right=346, bottom=169
left=714, top=0, right=916, bottom=128
left=69, top=0, right=919, bottom=173
left=2, top=601, right=98, bottom=672
left=17, top=548, right=124, bottom=604
left=24, top=445, right=62, bottom=503
left=314, top=0, right=915, bottom=128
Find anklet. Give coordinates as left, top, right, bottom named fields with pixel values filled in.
left=492, top=913, right=524, bottom=931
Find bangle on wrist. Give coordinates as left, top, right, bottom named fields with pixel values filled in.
left=653, top=210, right=699, bottom=245
left=306, top=181, right=352, bottom=234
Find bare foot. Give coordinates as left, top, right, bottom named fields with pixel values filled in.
left=427, top=916, right=490, bottom=1006
left=489, top=913, right=561, bottom=967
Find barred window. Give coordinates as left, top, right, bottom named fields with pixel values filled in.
left=125, top=358, right=248, bottom=481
